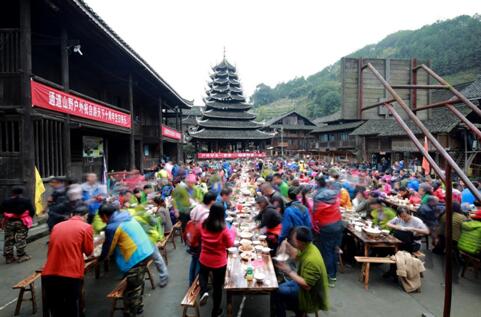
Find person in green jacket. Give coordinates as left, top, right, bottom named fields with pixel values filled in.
left=369, top=198, right=396, bottom=230
left=273, top=173, right=289, bottom=198
left=274, top=226, right=329, bottom=317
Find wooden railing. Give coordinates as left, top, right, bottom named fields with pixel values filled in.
left=0, top=29, right=20, bottom=73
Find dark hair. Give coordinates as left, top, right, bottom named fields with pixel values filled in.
left=133, top=188, right=141, bottom=194
left=203, top=202, right=226, bottom=233
left=273, top=173, right=282, bottom=179
left=399, top=186, right=407, bottom=192
left=153, top=196, right=164, bottom=205
left=396, top=206, right=409, bottom=216
left=452, top=202, right=462, bottom=214
left=255, top=195, right=269, bottom=207
left=98, top=203, right=117, bottom=218
left=294, top=226, right=313, bottom=242
left=203, top=191, right=217, bottom=205
left=220, top=187, right=232, bottom=197
left=368, top=198, right=382, bottom=206
left=11, top=187, right=24, bottom=196
left=143, top=184, right=153, bottom=190
left=316, top=176, right=327, bottom=188
left=288, top=186, right=302, bottom=200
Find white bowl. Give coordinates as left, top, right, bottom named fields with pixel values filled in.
left=227, top=247, right=238, bottom=254
left=258, top=235, right=267, bottom=241
left=240, top=239, right=253, bottom=247
left=240, top=232, right=254, bottom=239
left=363, top=227, right=382, bottom=237
left=254, top=272, right=265, bottom=282
left=273, top=253, right=289, bottom=262
left=262, top=247, right=271, bottom=254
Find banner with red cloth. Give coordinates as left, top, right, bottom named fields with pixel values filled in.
left=197, top=152, right=267, bottom=159
left=31, top=80, right=131, bottom=128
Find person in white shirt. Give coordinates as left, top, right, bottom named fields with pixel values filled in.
left=387, top=207, right=429, bottom=252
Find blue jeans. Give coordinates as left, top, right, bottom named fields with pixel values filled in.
left=272, top=280, right=300, bottom=317
left=314, top=221, right=343, bottom=279
left=152, top=244, right=169, bottom=285
left=189, top=255, right=200, bottom=286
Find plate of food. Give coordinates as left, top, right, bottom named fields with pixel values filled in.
left=240, top=252, right=255, bottom=261
left=239, top=245, right=254, bottom=252
left=363, top=227, right=382, bottom=237
left=240, top=232, right=254, bottom=239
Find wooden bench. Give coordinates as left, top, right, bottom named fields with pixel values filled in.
left=107, top=279, right=127, bottom=317
left=460, top=251, right=481, bottom=278
left=180, top=276, right=201, bottom=317
left=354, top=256, right=396, bottom=289
left=12, top=272, right=41, bottom=315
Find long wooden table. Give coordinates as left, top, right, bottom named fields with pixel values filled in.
left=224, top=253, right=278, bottom=317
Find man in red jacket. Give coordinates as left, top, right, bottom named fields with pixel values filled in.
left=41, top=206, right=93, bottom=317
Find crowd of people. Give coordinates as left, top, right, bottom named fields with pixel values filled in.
left=2, top=157, right=481, bottom=316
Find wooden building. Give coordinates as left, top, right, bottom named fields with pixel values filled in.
left=189, top=58, right=274, bottom=153
left=0, top=0, right=190, bottom=199
left=265, top=111, right=317, bottom=157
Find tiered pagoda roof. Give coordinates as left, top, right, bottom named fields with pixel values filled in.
left=190, top=58, right=274, bottom=141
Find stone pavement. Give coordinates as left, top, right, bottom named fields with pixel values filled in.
left=0, top=234, right=480, bottom=317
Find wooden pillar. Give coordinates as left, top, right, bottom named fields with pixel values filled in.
left=128, top=74, right=135, bottom=170
left=159, top=98, right=164, bottom=162
left=20, top=0, right=34, bottom=199
left=60, top=28, right=71, bottom=177
left=178, top=107, right=183, bottom=163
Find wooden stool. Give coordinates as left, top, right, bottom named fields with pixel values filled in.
left=144, top=259, right=156, bottom=289
left=354, top=256, right=396, bottom=289
left=12, top=272, right=41, bottom=315
left=181, top=276, right=201, bottom=317
left=460, top=251, right=481, bottom=278
left=107, top=279, right=127, bottom=317
left=173, top=221, right=184, bottom=244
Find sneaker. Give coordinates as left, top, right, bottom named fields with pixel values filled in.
left=328, top=278, right=336, bottom=288
left=159, top=280, right=168, bottom=288
left=17, top=255, right=31, bottom=263
left=199, top=292, right=209, bottom=306
left=5, top=257, right=16, bottom=264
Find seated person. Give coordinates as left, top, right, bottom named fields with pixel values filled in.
left=417, top=195, right=444, bottom=242
left=352, top=186, right=369, bottom=216
left=398, top=187, right=421, bottom=205
left=434, top=202, right=467, bottom=254
left=387, top=207, right=429, bottom=253
left=273, top=226, right=329, bottom=317
left=368, top=198, right=396, bottom=230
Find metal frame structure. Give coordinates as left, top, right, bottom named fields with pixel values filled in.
left=360, top=62, right=481, bottom=317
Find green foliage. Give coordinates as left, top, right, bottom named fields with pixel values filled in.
left=252, top=14, right=481, bottom=120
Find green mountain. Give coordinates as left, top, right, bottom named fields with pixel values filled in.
left=252, top=14, right=481, bottom=121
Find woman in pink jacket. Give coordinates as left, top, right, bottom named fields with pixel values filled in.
left=199, top=202, right=235, bottom=317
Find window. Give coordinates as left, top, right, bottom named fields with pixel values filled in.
left=340, top=132, right=349, bottom=141
left=320, top=134, right=328, bottom=142
left=34, top=119, right=65, bottom=177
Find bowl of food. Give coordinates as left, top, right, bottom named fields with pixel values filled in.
left=240, top=232, right=254, bottom=239
left=273, top=253, right=289, bottom=262
left=240, top=252, right=255, bottom=261
left=239, top=245, right=254, bottom=252
left=233, top=240, right=240, bottom=247
left=240, top=239, right=253, bottom=247
left=258, top=234, right=267, bottom=241
left=252, top=240, right=261, bottom=245
left=363, top=227, right=382, bottom=237
left=254, top=272, right=265, bottom=283
left=226, top=216, right=234, bottom=223
left=227, top=247, right=238, bottom=254
left=255, top=245, right=264, bottom=252
left=262, top=247, right=271, bottom=254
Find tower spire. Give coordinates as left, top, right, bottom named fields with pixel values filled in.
left=223, top=46, right=226, bottom=61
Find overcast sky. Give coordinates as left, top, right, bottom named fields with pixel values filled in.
left=85, top=0, right=479, bottom=104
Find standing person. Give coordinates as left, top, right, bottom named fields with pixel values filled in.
left=261, top=183, right=286, bottom=214
left=81, top=173, right=107, bottom=223
left=273, top=226, right=329, bottom=317
left=217, top=187, right=233, bottom=212
left=311, top=177, right=343, bottom=288
left=153, top=196, right=173, bottom=236
left=198, top=203, right=235, bottom=317
left=273, top=173, right=289, bottom=198
left=41, top=204, right=93, bottom=317
left=279, top=187, right=312, bottom=243
left=47, top=177, right=70, bottom=232
left=98, top=204, right=154, bottom=316
left=188, top=192, right=217, bottom=286
left=0, top=187, right=35, bottom=263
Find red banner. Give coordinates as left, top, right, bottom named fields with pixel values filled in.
left=161, top=125, right=181, bottom=140
left=31, top=80, right=131, bottom=128
left=197, top=152, right=267, bottom=159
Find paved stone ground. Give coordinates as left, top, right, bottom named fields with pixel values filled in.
left=0, top=234, right=480, bottom=317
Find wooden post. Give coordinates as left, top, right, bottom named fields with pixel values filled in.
left=20, top=0, right=34, bottom=199
left=60, top=28, right=71, bottom=177
left=175, top=107, right=181, bottom=163
left=159, top=98, right=164, bottom=163
left=443, top=163, right=453, bottom=317
left=178, top=107, right=183, bottom=163
left=128, top=74, right=135, bottom=170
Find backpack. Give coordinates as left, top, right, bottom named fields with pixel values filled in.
left=183, top=220, right=202, bottom=249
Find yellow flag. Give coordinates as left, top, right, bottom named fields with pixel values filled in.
left=34, top=167, right=46, bottom=215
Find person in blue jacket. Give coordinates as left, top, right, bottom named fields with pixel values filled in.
left=99, top=204, right=154, bottom=316
left=279, top=186, right=312, bottom=243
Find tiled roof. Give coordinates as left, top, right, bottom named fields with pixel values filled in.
left=189, top=128, right=274, bottom=140
left=311, top=121, right=364, bottom=133
left=313, top=111, right=342, bottom=124
left=197, top=119, right=264, bottom=129
left=265, top=110, right=317, bottom=127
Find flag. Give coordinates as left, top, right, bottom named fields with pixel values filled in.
left=34, top=167, right=45, bottom=215
left=422, top=136, right=430, bottom=175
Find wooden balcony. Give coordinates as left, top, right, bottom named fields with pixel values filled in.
left=0, top=29, right=20, bottom=74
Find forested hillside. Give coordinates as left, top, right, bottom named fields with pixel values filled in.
left=252, top=14, right=481, bottom=121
